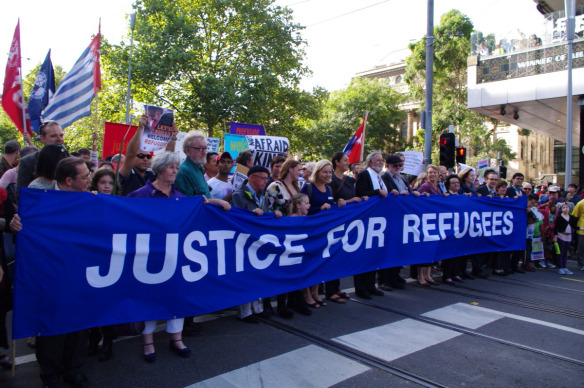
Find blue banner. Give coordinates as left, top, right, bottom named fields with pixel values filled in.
left=13, top=189, right=526, bottom=338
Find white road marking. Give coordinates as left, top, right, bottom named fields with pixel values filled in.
left=185, top=344, right=370, bottom=388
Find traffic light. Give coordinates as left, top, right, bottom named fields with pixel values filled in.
left=439, top=133, right=455, bottom=168
left=455, top=147, right=466, bottom=164
left=499, top=166, right=507, bottom=179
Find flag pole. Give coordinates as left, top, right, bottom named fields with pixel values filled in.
left=16, top=20, right=28, bottom=140
left=360, top=111, right=369, bottom=162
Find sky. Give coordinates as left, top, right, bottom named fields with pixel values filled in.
left=1, top=0, right=546, bottom=93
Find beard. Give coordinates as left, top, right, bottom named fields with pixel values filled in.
left=371, top=164, right=382, bottom=173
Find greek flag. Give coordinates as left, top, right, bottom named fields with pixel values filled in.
left=42, top=34, right=101, bottom=129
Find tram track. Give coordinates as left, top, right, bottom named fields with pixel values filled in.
left=422, top=284, right=584, bottom=319
left=259, top=316, right=448, bottom=388
left=487, top=275, right=584, bottom=295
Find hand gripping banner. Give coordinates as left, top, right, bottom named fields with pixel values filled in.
left=12, top=189, right=526, bottom=338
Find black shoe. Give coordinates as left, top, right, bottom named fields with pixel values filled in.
left=42, top=374, right=67, bottom=388
left=98, top=340, right=113, bottom=362
left=355, top=292, right=372, bottom=300
left=263, top=301, right=274, bottom=314
left=370, top=289, right=384, bottom=296
left=397, top=276, right=406, bottom=284
left=142, top=343, right=156, bottom=363
left=169, top=340, right=191, bottom=358
left=277, top=308, right=294, bottom=319
left=256, top=310, right=272, bottom=319
left=292, top=304, right=312, bottom=316
left=240, top=315, right=260, bottom=324
left=378, top=283, right=393, bottom=291
left=390, top=283, right=405, bottom=289
left=461, top=272, right=475, bottom=280
left=63, top=372, right=89, bottom=388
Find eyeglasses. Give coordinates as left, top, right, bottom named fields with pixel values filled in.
left=187, top=146, right=207, bottom=152
left=391, top=163, right=404, bottom=167
left=524, top=188, right=533, bottom=191
left=136, top=153, right=152, bottom=160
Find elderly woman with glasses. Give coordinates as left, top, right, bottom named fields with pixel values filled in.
left=127, top=152, right=190, bottom=362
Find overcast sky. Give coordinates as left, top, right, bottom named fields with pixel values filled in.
left=2, top=0, right=546, bottom=93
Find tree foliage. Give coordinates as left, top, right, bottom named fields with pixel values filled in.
left=106, top=0, right=320, bottom=143
left=404, top=9, right=515, bottom=164
left=301, top=78, right=406, bottom=160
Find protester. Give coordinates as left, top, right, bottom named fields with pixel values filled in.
left=354, top=151, right=387, bottom=299
left=207, top=152, right=234, bottom=200
left=477, top=169, right=499, bottom=196
left=572, top=197, right=584, bottom=271
left=458, top=168, right=476, bottom=195
left=350, top=163, right=362, bottom=180
left=11, top=157, right=91, bottom=388
left=0, top=140, right=20, bottom=178
left=411, top=172, right=427, bottom=190
left=28, top=144, right=69, bottom=190
left=506, top=173, right=525, bottom=197
left=438, top=165, right=448, bottom=193
left=524, top=194, right=543, bottom=272
left=175, top=131, right=210, bottom=197
left=567, top=184, right=581, bottom=205
left=203, top=152, right=218, bottom=181
left=119, top=116, right=157, bottom=196
left=553, top=202, right=577, bottom=275
left=230, top=165, right=281, bottom=323
left=267, top=155, right=286, bottom=185
left=0, top=183, right=15, bottom=373
left=442, top=174, right=465, bottom=285
left=235, top=151, right=253, bottom=169
left=17, top=120, right=65, bottom=192
left=265, top=159, right=308, bottom=317
left=300, top=159, right=338, bottom=307
left=127, top=152, right=190, bottom=361
left=89, top=168, right=116, bottom=196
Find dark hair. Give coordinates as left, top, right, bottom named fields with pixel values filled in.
left=569, top=183, right=579, bottom=190
left=444, top=174, right=460, bottom=191
left=484, top=169, right=498, bottom=179
left=512, top=172, right=524, bottom=180
left=99, top=162, right=114, bottom=170
left=527, top=193, right=539, bottom=201
left=105, top=155, right=114, bottom=162
left=205, top=152, right=218, bottom=164
left=39, top=121, right=60, bottom=136
left=89, top=168, right=117, bottom=193
left=70, top=152, right=81, bottom=157
left=34, top=144, right=69, bottom=180
left=78, top=147, right=90, bottom=156
left=55, top=157, right=86, bottom=184
left=270, top=155, right=286, bottom=168
left=20, top=145, right=38, bottom=157
left=331, top=152, right=345, bottom=170
left=495, top=180, right=508, bottom=190
left=235, top=151, right=253, bottom=166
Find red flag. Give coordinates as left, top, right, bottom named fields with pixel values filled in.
left=342, top=112, right=368, bottom=164
left=1, top=21, right=31, bottom=134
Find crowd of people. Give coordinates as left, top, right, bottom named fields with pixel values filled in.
left=0, top=118, right=582, bottom=388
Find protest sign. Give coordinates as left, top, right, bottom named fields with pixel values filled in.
left=245, top=135, right=289, bottom=168
left=207, top=137, right=220, bottom=153
left=401, top=151, right=423, bottom=176
left=230, top=122, right=265, bottom=136
left=140, top=105, right=174, bottom=152
left=103, top=122, right=138, bottom=159
left=13, top=189, right=526, bottom=338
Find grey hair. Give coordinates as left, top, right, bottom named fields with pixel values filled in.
left=151, top=151, right=182, bottom=175
left=182, top=130, right=206, bottom=152
left=365, top=151, right=382, bottom=166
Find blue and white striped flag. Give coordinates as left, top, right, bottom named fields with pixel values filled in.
left=42, top=33, right=101, bottom=129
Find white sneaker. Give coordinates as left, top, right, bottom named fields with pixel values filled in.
left=536, top=261, right=546, bottom=268
left=546, top=262, right=556, bottom=269
left=564, top=269, right=573, bottom=275
left=557, top=268, right=566, bottom=275
left=580, top=266, right=584, bottom=271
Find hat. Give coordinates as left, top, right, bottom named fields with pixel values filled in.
left=385, top=155, right=402, bottom=165
left=548, top=185, right=561, bottom=193
left=247, top=165, right=270, bottom=176
left=216, top=152, right=233, bottom=162
left=4, top=140, right=21, bottom=154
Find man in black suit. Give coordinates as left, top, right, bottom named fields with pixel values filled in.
left=378, top=154, right=421, bottom=290
left=476, top=169, right=499, bottom=196
left=354, top=151, right=387, bottom=299
left=474, top=169, right=500, bottom=277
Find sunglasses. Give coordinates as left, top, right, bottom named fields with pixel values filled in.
left=136, top=153, right=152, bottom=160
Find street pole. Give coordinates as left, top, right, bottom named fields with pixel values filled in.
left=565, top=0, right=575, bottom=186
left=125, top=13, right=136, bottom=125
left=423, top=0, right=434, bottom=168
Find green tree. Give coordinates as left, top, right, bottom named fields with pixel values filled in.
left=106, top=0, right=317, bottom=141
left=404, top=9, right=515, bottom=164
left=301, top=78, right=406, bottom=160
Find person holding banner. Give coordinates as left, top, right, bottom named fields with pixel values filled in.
left=230, top=165, right=282, bottom=323
left=354, top=151, right=388, bottom=299
left=458, top=168, right=477, bottom=195
left=175, top=131, right=210, bottom=198
left=126, top=152, right=191, bottom=361
left=11, top=157, right=91, bottom=388
left=442, top=175, right=466, bottom=285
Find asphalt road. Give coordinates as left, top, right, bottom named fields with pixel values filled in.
left=2, top=260, right=583, bottom=388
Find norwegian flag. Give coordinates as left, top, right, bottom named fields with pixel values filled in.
left=342, top=112, right=368, bottom=164
left=1, top=20, right=32, bottom=134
